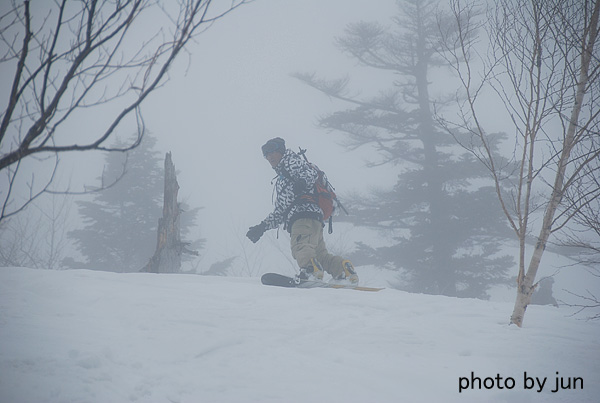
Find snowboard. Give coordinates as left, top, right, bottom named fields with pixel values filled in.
left=261, top=272, right=384, bottom=292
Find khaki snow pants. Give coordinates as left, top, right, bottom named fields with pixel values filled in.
left=290, top=218, right=344, bottom=278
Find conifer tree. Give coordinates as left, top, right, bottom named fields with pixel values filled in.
left=297, top=0, right=513, bottom=298
left=68, top=134, right=200, bottom=272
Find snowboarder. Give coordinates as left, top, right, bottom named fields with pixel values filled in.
left=246, top=137, right=359, bottom=284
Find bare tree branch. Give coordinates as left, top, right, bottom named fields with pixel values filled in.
left=0, top=0, right=251, bottom=223
left=438, top=0, right=599, bottom=326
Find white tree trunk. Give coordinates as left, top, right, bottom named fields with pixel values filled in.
left=511, top=2, right=599, bottom=326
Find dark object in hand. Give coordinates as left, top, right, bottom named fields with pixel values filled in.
left=246, top=222, right=267, bottom=243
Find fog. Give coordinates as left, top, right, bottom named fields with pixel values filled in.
left=0, top=1, right=398, bottom=270
left=2, top=2, right=599, bottom=400
left=130, top=0, right=399, bottom=269
left=1, top=0, right=596, bottom=298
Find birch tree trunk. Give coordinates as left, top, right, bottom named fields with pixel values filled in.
left=441, top=0, right=600, bottom=326
left=510, top=1, right=599, bottom=326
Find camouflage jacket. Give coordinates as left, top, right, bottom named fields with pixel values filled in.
left=262, top=149, right=323, bottom=231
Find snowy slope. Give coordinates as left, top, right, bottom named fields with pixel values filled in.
left=1, top=267, right=598, bottom=403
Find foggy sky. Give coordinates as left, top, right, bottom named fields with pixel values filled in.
left=139, top=0, right=398, bottom=268
left=0, top=0, right=516, bottom=271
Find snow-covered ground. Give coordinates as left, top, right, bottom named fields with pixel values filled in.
left=1, top=266, right=598, bottom=403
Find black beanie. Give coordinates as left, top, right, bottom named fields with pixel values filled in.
left=261, top=137, right=286, bottom=157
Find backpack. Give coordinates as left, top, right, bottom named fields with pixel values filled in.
left=297, top=148, right=347, bottom=233
left=309, top=165, right=335, bottom=221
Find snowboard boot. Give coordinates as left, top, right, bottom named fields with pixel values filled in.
left=333, top=260, right=359, bottom=284
left=297, top=258, right=325, bottom=281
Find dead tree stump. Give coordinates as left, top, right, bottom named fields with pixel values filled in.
left=142, top=152, right=185, bottom=273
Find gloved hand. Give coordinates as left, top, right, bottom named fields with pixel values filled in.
left=293, top=179, right=307, bottom=196
left=246, top=222, right=267, bottom=243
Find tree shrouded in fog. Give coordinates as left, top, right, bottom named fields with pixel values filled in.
left=67, top=134, right=202, bottom=272
left=0, top=0, right=249, bottom=224
left=296, top=0, right=513, bottom=298
left=440, top=0, right=599, bottom=326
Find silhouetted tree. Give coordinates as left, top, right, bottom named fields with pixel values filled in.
left=296, top=0, right=513, bottom=298
left=0, top=0, right=249, bottom=224
left=440, top=0, right=599, bottom=325
left=68, top=135, right=202, bottom=272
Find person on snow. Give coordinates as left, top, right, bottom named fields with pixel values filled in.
left=246, top=137, right=359, bottom=284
